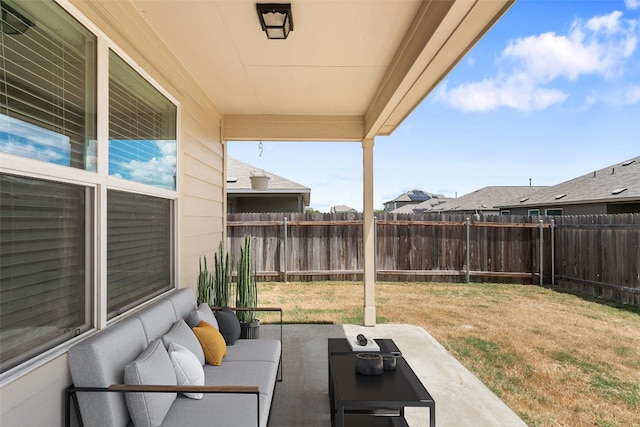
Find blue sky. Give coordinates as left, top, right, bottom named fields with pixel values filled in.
left=229, top=0, right=640, bottom=213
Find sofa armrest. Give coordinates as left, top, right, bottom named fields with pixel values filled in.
left=65, top=384, right=260, bottom=427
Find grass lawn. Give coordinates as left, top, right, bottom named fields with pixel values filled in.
left=258, top=281, right=640, bottom=427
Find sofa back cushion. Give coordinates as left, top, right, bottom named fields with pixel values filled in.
left=167, top=288, right=197, bottom=321
left=124, top=339, right=177, bottom=427
left=68, top=317, right=147, bottom=427
left=135, top=300, right=177, bottom=343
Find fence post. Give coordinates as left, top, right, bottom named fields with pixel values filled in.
left=551, top=219, right=555, bottom=286
left=283, top=217, right=288, bottom=283
left=539, top=219, right=544, bottom=285
left=466, top=217, right=471, bottom=283
left=374, top=216, right=378, bottom=281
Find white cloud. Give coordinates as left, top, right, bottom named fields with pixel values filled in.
left=625, top=0, right=640, bottom=10
left=624, top=85, right=640, bottom=104
left=117, top=140, right=176, bottom=189
left=437, top=10, right=639, bottom=112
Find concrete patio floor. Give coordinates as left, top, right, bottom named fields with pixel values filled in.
left=260, top=323, right=527, bottom=427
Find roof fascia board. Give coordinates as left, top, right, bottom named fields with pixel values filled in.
left=364, top=0, right=515, bottom=138
left=223, top=114, right=364, bottom=141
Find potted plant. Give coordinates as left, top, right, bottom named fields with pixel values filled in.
left=213, top=241, right=231, bottom=307
left=236, top=235, right=259, bottom=339
left=197, top=255, right=214, bottom=306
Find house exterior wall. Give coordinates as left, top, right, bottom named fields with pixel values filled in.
left=229, top=195, right=305, bottom=213
left=0, top=1, right=224, bottom=425
left=507, top=203, right=609, bottom=216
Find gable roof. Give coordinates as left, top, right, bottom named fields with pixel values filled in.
left=226, top=157, right=311, bottom=205
left=406, top=186, right=547, bottom=213
left=500, top=157, right=640, bottom=208
left=385, top=189, right=446, bottom=204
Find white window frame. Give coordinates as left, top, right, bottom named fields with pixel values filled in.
left=545, top=208, right=563, bottom=216
left=0, top=0, right=181, bottom=383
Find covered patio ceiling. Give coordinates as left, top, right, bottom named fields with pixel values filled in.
left=128, top=0, right=514, bottom=141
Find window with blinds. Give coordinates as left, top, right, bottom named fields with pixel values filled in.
left=108, top=51, right=176, bottom=190
left=107, top=190, right=172, bottom=318
left=0, top=0, right=97, bottom=170
left=0, top=174, right=93, bottom=373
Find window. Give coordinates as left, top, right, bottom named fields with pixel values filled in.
left=109, top=52, right=176, bottom=190
left=107, top=51, right=177, bottom=318
left=528, top=209, right=540, bottom=216
left=0, top=0, right=97, bottom=170
left=500, top=210, right=510, bottom=215
left=1, top=1, right=178, bottom=375
left=107, top=190, right=172, bottom=318
left=0, top=174, right=93, bottom=373
left=545, top=208, right=563, bottom=216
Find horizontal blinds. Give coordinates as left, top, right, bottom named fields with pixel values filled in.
left=107, top=190, right=171, bottom=317
left=0, top=0, right=96, bottom=169
left=0, top=174, right=91, bottom=371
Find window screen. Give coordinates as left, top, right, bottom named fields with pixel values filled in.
left=0, top=174, right=93, bottom=373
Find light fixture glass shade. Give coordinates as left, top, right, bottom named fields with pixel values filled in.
left=257, top=3, right=293, bottom=40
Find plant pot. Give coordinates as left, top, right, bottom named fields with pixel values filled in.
left=250, top=175, right=270, bottom=191
left=240, top=319, right=260, bottom=339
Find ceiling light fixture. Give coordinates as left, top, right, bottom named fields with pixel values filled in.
left=256, top=3, right=293, bottom=40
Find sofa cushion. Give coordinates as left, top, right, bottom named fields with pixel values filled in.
left=134, top=300, right=177, bottom=344
left=68, top=317, right=147, bottom=427
left=187, top=303, right=219, bottom=330
left=162, top=319, right=205, bottom=366
left=124, top=339, right=177, bottom=427
left=192, top=321, right=227, bottom=366
left=215, top=306, right=241, bottom=345
left=167, top=288, right=197, bottom=320
left=168, top=342, right=204, bottom=400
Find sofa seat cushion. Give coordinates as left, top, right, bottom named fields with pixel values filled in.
left=187, top=303, right=218, bottom=329
left=124, top=340, right=177, bottom=427
left=203, top=361, right=278, bottom=398
left=214, top=306, right=241, bottom=345
left=224, top=339, right=281, bottom=364
left=162, top=319, right=205, bottom=366
left=160, top=393, right=271, bottom=427
left=167, top=342, right=204, bottom=400
left=192, top=321, right=227, bottom=365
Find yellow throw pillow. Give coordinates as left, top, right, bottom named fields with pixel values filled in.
left=192, top=321, right=227, bottom=366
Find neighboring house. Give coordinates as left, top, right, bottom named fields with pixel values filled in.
left=498, top=157, right=640, bottom=216
left=383, top=189, right=446, bottom=212
left=331, top=204, right=358, bottom=213
left=226, top=157, right=310, bottom=213
left=403, top=186, right=547, bottom=215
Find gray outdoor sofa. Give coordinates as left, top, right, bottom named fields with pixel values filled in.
left=66, top=288, right=281, bottom=427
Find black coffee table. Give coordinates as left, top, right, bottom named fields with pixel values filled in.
left=328, top=338, right=435, bottom=427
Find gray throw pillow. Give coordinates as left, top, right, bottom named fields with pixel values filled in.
left=215, top=306, right=241, bottom=345
left=162, top=319, right=205, bottom=366
left=187, top=303, right=219, bottom=330
left=124, top=340, right=177, bottom=427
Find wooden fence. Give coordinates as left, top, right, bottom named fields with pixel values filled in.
left=225, top=212, right=640, bottom=305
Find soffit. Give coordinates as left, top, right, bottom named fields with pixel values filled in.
left=124, top=0, right=514, bottom=140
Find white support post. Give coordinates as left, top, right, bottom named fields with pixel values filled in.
left=362, top=138, right=376, bottom=326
